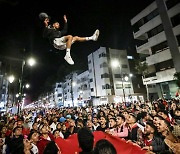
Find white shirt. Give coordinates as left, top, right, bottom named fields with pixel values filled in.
left=31, top=143, right=38, bottom=154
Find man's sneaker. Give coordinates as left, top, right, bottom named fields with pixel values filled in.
left=64, top=54, right=74, bottom=65
left=92, top=29, right=100, bottom=41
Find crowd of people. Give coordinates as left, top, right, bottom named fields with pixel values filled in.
left=0, top=98, right=180, bottom=154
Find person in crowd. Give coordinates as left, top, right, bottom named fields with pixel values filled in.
left=77, top=127, right=94, bottom=154
left=16, top=119, right=30, bottom=136
left=28, top=131, right=39, bottom=154
left=43, top=141, right=60, bottom=154
left=139, top=112, right=149, bottom=127
left=61, top=123, right=70, bottom=139
left=0, top=126, right=7, bottom=154
left=158, top=110, right=172, bottom=123
left=37, top=124, right=54, bottom=154
left=86, top=119, right=95, bottom=132
left=109, top=114, right=129, bottom=139
left=56, top=123, right=64, bottom=138
left=93, top=139, right=117, bottom=154
left=126, top=113, right=140, bottom=142
left=50, top=117, right=59, bottom=132
left=6, top=126, right=24, bottom=154
left=67, top=119, right=79, bottom=136
left=92, top=116, right=99, bottom=131
left=30, top=122, right=39, bottom=132
left=157, top=119, right=178, bottom=143
left=96, top=116, right=109, bottom=132
left=150, top=110, right=157, bottom=117
left=141, top=121, right=166, bottom=153
left=153, top=115, right=164, bottom=127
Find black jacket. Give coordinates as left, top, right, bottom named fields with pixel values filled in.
left=43, top=23, right=68, bottom=44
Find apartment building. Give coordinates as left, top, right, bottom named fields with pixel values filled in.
left=88, top=47, right=142, bottom=105
left=131, top=0, right=180, bottom=99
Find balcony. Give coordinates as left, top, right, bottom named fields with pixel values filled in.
left=146, top=48, right=172, bottom=65
left=136, top=42, right=150, bottom=54
left=143, top=68, right=176, bottom=84
left=134, top=15, right=161, bottom=39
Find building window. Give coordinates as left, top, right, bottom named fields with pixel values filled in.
left=99, top=52, right=107, bottom=58
left=120, top=55, right=127, bottom=59
left=101, top=73, right=109, bottom=78
left=124, top=84, right=131, bottom=88
left=166, top=0, right=179, bottom=10
left=58, top=93, right=62, bottom=97
left=151, top=41, right=168, bottom=54
left=121, top=64, right=128, bottom=68
left=100, top=62, right=108, bottom=68
left=91, top=88, right=94, bottom=92
left=90, top=78, right=93, bottom=82
left=155, top=59, right=174, bottom=72
left=176, top=34, right=180, bottom=46
left=102, top=84, right=111, bottom=89
left=171, top=13, right=180, bottom=27
left=57, top=84, right=62, bottom=88
left=114, top=74, right=121, bottom=78
left=88, top=60, right=91, bottom=64
left=115, top=84, right=123, bottom=89
left=136, top=39, right=148, bottom=47
left=144, top=8, right=159, bottom=23
left=132, top=9, right=159, bottom=33
left=132, top=18, right=144, bottom=33
left=147, top=24, right=164, bottom=38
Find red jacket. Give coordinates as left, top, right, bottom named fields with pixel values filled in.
left=37, top=133, right=54, bottom=154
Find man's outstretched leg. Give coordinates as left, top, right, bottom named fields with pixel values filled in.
left=63, top=35, right=74, bottom=65
left=72, top=29, right=100, bottom=43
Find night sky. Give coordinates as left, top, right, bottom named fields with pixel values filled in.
left=0, top=0, right=154, bottom=100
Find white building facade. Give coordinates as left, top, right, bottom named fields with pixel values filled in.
left=88, top=47, right=141, bottom=105
left=131, top=0, right=180, bottom=99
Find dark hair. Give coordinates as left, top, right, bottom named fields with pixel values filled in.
left=13, top=126, right=22, bottom=133
left=28, top=131, right=34, bottom=140
left=154, top=115, right=164, bottom=121
left=53, top=129, right=59, bottom=135
left=109, top=117, right=116, bottom=122
left=43, top=141, right=59, bottom=154
left=140, top=112, right=148, bottom=119
left=93, top=139, right=117, bottom=154
left=77, top=127, right=94, bottom=152
left=158, top=110, right=168, bottom=116
left=117, top=114, right=125, bottom=121
left=162, top=119, right=173, bottom=131
left=146, top=120, right=158, bottom=134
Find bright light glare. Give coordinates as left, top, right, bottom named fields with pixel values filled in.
left=124, top=76, right=129, bottom=81
left=129, top=73, right=133, bottom=77
left=27, top=57, right=36, bottom=66
left=111, top=60, right=120, bottom=68
left=8, top=75, right=15, bottom=83
left=25, top=84, right=30, bottom=88
left=72, top=82, right=76, bottom=87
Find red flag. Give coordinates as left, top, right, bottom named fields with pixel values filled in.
left=55, top=131, right=146, bottom=154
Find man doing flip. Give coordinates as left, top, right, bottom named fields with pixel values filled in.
left=40, top=13, right=100, bottom=65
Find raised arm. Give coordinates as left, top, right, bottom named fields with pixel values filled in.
left=61, top=15, right=68, bottom=36
left=44, top=18, right=49, bottom=27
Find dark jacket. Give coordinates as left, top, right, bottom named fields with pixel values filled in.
left=43, top=23, right=68, bottom=44
left=151, top=136, right=166, bottom=153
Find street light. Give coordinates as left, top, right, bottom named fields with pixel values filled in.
left=8, top=75, right=15, bottom=83
left=18, top=57, right=36, bottom=114
left=27, top=57, right=36, bottom=67
left=25, top=83, right=30, bottom=89
left=7, top=75, right=15, bottom=112
left=111, top=59, right=126, bottom=102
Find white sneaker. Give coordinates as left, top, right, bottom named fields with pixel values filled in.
left=64, top=54, right=74, bottom=65
left=92, top=29, right=100, bottom=41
